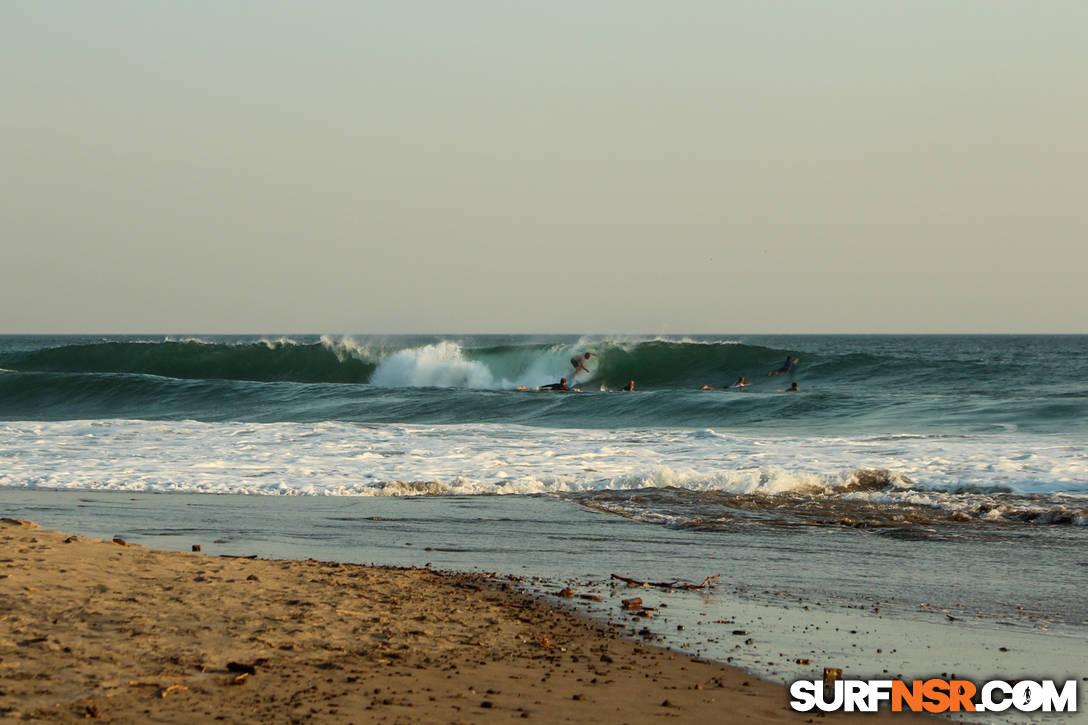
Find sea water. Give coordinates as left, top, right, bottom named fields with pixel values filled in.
left=1, top=334, right=1085, bottom=721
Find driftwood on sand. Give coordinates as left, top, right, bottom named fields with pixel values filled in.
left=610, top=573, right=721, bottom=591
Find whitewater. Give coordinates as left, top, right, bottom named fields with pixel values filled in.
left=1, top=419, right=1085, bottom=525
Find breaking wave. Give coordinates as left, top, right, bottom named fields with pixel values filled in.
left=0, top=336, right=790, bottom=389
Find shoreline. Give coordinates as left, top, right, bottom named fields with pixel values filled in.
left=2, top=488, right=1084, bottom=724
left=0, top=519, right=933, bottom=723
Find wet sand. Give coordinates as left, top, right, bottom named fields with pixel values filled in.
left=0, top=518, right=934, bottom=723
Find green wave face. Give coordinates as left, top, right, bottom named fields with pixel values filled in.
left=3, top=340, right=377, bottom=383
left=2, top=338, right=791, bottom=388
left=1, top=335, right=1085, bottom=434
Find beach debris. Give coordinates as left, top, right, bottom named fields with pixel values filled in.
left=156, top=684, right=188, bottom=699
left=731, top=630, right=747, bottom=636
left=230, top=672, right=249, bottom=685
left=535, top=636, right=552, bottom=649
left=611, top=573, right=720, bottom=591
left=112, top=537, right=127, bottom=546
left=796, top=658, right=810, bottom=665
left=579, top=594, right=603, bottom=602
left=558, top=588, right=574, bottom=598
left=63, top=536, right=80, bottom=543
left=621, top=598, right=643, bottom=611
left=824, top=667, right=843, bottom=685
left=246, top=574, right=260, bottom=581
left=599, top=654, right=613, bottom=663
left=0, top=518, right=40, bottom=528
left=191, top=544, right=201, bottom=552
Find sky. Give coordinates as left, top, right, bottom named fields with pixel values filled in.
left=2, top=1, right=1086, bottom=334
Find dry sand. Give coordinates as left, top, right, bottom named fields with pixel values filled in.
left=1, top=518, right=933, bottom=723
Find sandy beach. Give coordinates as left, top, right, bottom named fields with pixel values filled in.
left=0, top=517, right=941, bottom=723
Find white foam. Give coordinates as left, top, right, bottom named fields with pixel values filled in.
left=370, top=342, right=495, bottom=388
left=572, top=334, right=743, bottom=348
left=256, top=336, right=304, bottom=348
left=1, top=421, right=1085, bottom=511
left=365, top=341, right=587, bottom=389
left=319, top=335, right=380, bottom=364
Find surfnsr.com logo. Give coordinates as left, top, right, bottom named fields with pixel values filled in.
left=789, top=678, right=1078, bottom=713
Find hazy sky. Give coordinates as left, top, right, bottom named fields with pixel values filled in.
left=3, top=1, right=1085, bottom=334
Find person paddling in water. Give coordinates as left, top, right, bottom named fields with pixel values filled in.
left=570, top=352, right=592, bottom=377
left=540, top=377, right=569, bottom=391
left=701, top=376, right=749, bottom=391
left=768, top=356, right=797, bottom=376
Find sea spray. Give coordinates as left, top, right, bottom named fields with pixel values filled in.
left=370, top=341, right=495, bottom=388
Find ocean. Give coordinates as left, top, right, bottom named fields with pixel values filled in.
left=2, top=334, right=1085, bottom=522
left=2, top=333, right=1085, bottom=720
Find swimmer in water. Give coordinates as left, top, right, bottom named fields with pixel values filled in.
left=768, top=356, right=798, bottom=376
left=621, top=380, right=635, bottom=391
left=540, top=377, right=569, bottom=391
left=702, top=376, right=749, bottom=391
